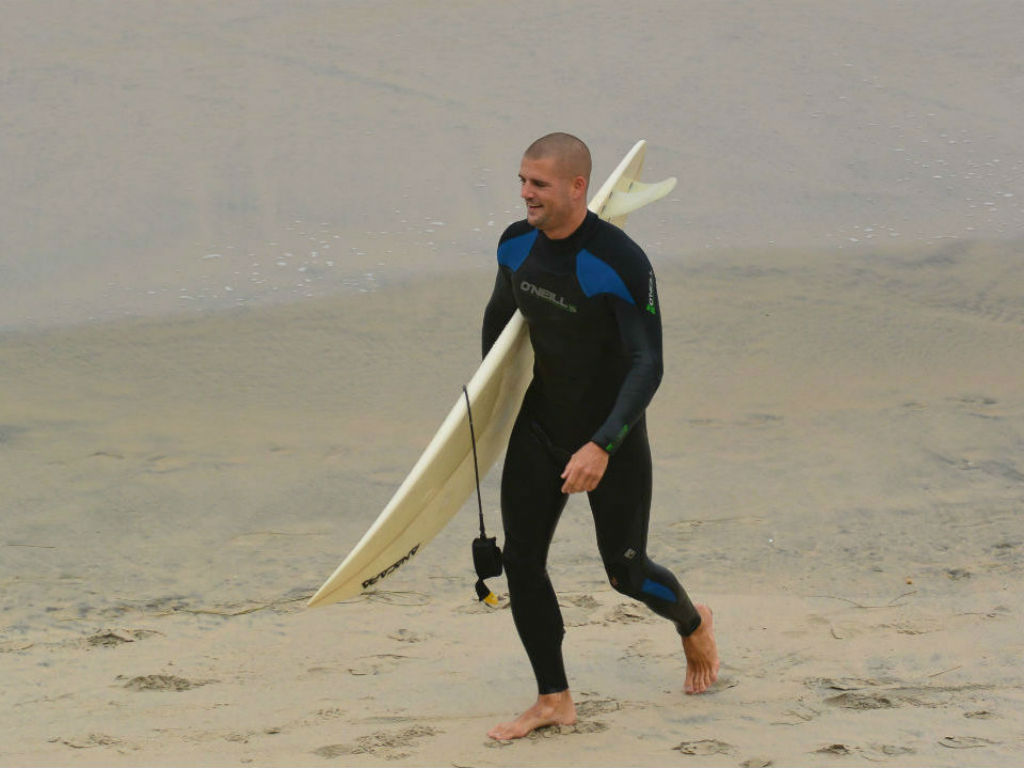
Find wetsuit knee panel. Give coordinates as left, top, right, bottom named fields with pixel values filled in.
left=605, top=551, right=680, bottom=606
left=604, top=550, right=646, bottom=597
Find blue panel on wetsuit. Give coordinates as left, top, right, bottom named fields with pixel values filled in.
left=576, top=249, right=635, bottom=304
left=497, top=229, right=539, bottom=272
left=641, top=578, right=677, bottom=603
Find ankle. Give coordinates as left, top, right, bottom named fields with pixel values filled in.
left=537, top=690, right=573, bottom=710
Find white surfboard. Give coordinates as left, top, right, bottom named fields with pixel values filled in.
left=307, top=140, right=676, bottom=607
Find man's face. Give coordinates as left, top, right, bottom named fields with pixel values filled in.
left=519, top=154, right=582, bottom=237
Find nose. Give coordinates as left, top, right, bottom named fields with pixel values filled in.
left=521, top=181, right=533, bottom=200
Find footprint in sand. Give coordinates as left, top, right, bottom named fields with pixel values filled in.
left=939, top=735, right=997, bottom=749
left=773, top=702, right=820, bottom=725
left=121, top=674, right=214, bottom=691
left=565, top=594, right=600, bottom=611
left=825, top=691, right=902, bottom=710
left=620, top=638, right=658, bottom=661
left=816, top=743, right=855, bottom=756
left=813, top=677, right=974, bottom=712
left=313, top=725, right=440, bottom=760
left=529, top=720, right=610, bottom=738
left=964, top=710, right=997, bottom=719
left=347, top=653, right=414, bottom=676
left=575, top=698, right=621, bottom=717
left=51, top=733, right=127, bottom=750
left=674, top=739, right=733, bottom=756
left=810, top=676, right=898, bottom=692
left=869, top=743, right=915, bottom=757
left=889, top=616, right=943, bottom=635
left=87, top=629, right=162, bottom=647
left=388, top=628, right=428, bottom=643
left=818, top=742, right=915, bottom=759
left=559, top=593, right=602, bottom=627
left=604, top=603, right=656, bottom=625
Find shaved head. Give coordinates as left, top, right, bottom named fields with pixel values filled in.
left=524, top=133, right=591, bottom=189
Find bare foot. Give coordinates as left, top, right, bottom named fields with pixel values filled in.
left=487, top=690, right=577, bottom=740
left=682, top=604, right=720, bottom=694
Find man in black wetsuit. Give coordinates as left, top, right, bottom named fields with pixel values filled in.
left=482, top=133, right=720, bottom=740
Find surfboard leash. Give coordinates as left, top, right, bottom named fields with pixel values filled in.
left=462, top=385, right=503, bottom=607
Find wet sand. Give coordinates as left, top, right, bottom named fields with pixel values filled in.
left=2, top=1, right=1024, bottom=765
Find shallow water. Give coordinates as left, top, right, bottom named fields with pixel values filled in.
left=3, top=1, right=1022, bottom=331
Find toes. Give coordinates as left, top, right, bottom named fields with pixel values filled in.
left=690, top=672, right=705, bottom=694
left=488, top=722, right=517, bottom=740
left=684, top=665, right=715, bottom=694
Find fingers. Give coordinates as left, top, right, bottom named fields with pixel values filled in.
left=560, top=442, right=609, bottom=494
left=559, top=458, right=591, bottom=494
left=560, top=465, right=600, bottom=494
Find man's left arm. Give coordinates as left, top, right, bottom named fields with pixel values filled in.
left=591, top=267, right=664, bottom=453
left=561, top=265, right=663, bottom=494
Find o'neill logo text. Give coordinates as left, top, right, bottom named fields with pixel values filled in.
left=646, top=270, right=657, bottom=316
left=362, top=544, right=420, bottom=588
left=520, top=280, right=577, bottom=313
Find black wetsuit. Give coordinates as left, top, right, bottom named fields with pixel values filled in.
left=482, top=211, right=701, bottom=695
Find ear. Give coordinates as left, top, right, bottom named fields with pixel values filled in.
left=571, top=175, right=587, bottom=200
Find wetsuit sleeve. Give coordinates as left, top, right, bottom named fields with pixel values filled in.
left=590, top=273, right=663, bottom=454
left=481, top=267, right=517, bottom=358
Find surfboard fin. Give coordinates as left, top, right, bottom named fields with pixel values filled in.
left=600, top=177, right=678, bottom=220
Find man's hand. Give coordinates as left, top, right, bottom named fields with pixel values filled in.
left=560, top=442, right=609, bottom=494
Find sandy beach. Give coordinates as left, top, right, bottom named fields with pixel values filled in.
left=3, top=1, right=1023, bottom=766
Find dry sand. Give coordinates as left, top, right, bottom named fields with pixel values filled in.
left=2, top=1, right=1024, bottom=766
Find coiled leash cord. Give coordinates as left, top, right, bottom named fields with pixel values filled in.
left=463, top=386, right=502, bottom=605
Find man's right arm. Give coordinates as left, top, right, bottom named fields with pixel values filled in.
left=481, top=267, right=517, bottom=358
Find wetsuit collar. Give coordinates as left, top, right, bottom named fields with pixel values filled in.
left=537, top=210, right=597, bottom=249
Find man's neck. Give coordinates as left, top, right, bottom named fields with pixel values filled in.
left=541, top=207, right=588, bottom=240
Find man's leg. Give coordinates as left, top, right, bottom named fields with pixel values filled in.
left=587, top=419, right=719, bottom=694
left=489, top=415, right=576, bottom=739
